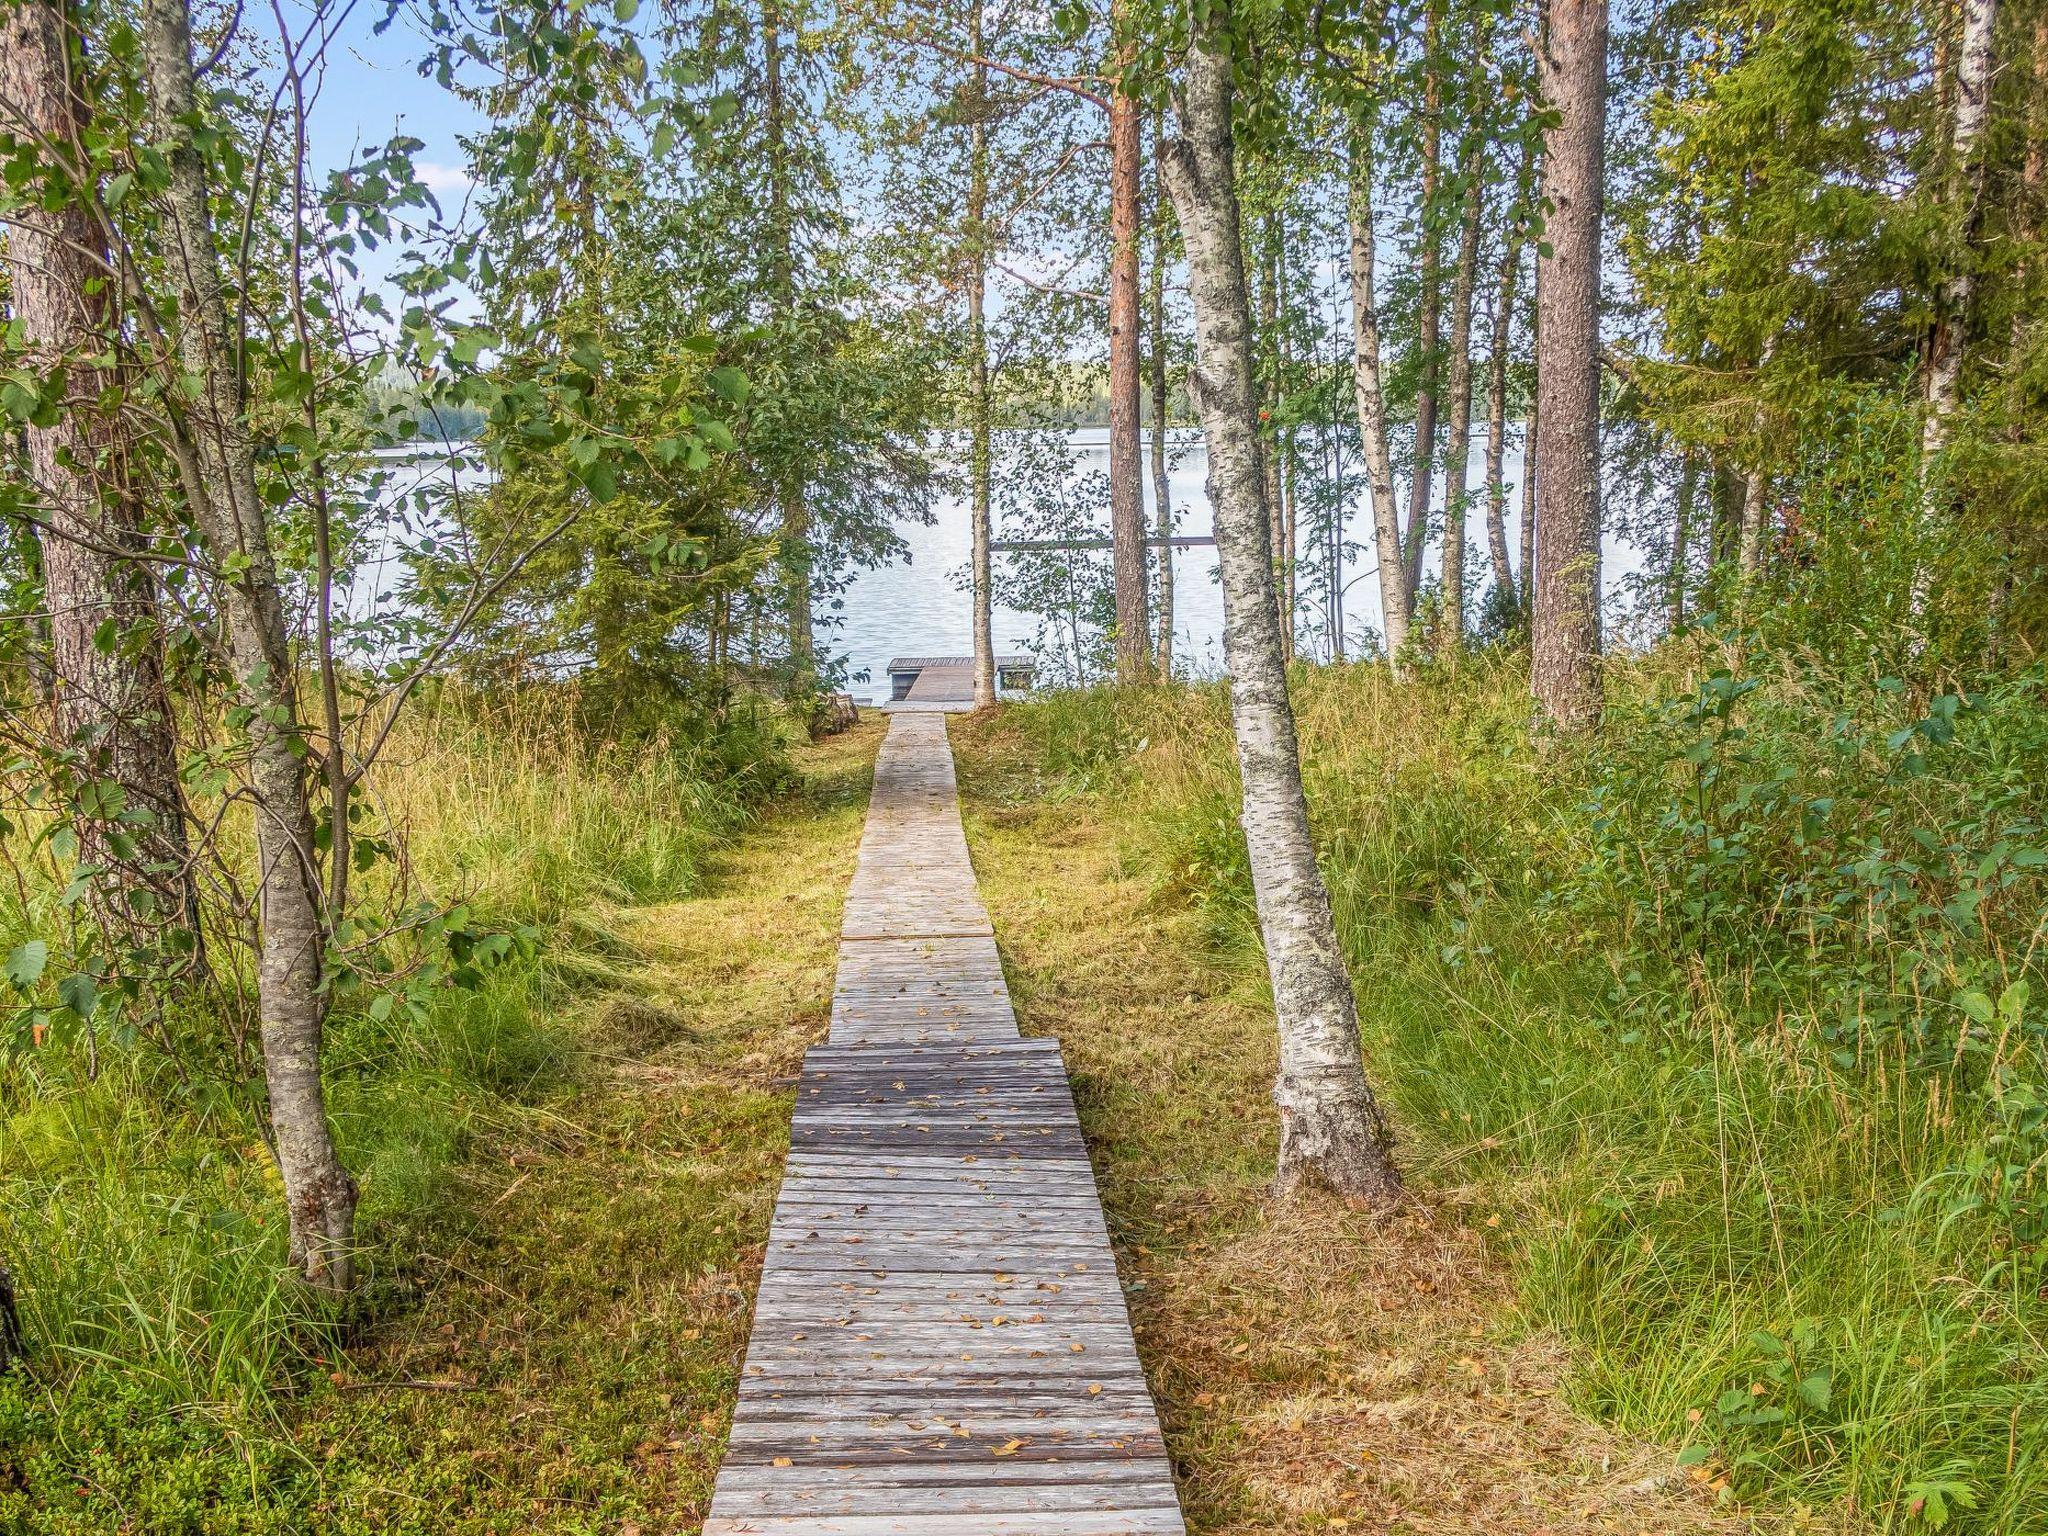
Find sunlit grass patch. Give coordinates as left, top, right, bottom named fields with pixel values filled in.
left=952, top=660, right=2042, bottom=1534
left=0, top=703, right=882, bottom=1534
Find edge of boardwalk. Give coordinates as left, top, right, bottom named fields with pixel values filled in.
left=703, top=710, right=1187, bottom=1534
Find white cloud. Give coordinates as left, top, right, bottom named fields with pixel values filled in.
left=416, top=161, right=475, bottom=195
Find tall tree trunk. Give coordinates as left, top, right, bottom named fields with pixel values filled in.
left=1437, top=118, right=1485, bottom=655
left=1519, top=277, right=1538, bottom=614
left=1530, top=0, right=1607, bottom=733
left=1737, top=467, right=1770, bottom=582
left=967, top=18, right=995, bottom=709
left=1483, top=144, right=1532, bottom=615
left=762, top=0, right=813, bottom=686
left=1150, top=106, right=1175, bottom=676
left=1403, top=0, right=1446, bottom=607
left=1921, top=0, right=1997, bottom=509
left=1348, top=128, right=1409, bottom=673
left=1, top=0, right=199, bottom=958
left=1161, top=19, right=1400, bottom=1207
left=1108, top=0, right=1149, bottom=682
left=141, top=0, right=356, bottom=1289
left=1259, top=220, right=1292, bottom=660
left=1668, top=449, right=1696, bottom=633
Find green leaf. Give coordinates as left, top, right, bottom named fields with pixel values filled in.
left=708, top=365, right=749, bottom=403
left=5, top=940, right=48, bottom=990
left=58, top=971, right=97, bottom=1020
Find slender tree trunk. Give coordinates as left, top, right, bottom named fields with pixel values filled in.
left=1737, top=467, right=1770, bottom=582
left=1668, top=450, right=1696, bottom=632
left=141, top=0, right=356, bottom=1289
left=1519, top=289, right=1538, bottom=613
left=762, top=0, right=814, bottom=687
left=1483, top=145, right=1532, bottom=615
left=1108, top=0, right=1149, bottom=682
left=1162, top=20, right=1400, bottom=1207
left=1348, top=129, right=1409, bottom=673
left=1921, top=0, right=1997, bottom=504
left=1404, top=0, right=1447, bottom=608
left=1, top=0, right=199, bottom=958
left=1259, top=221, right=1292, bottom=660
left=1438, top=121, right=1485, bottom=654
left=1530, top=0, right=1607, bottom=733
left=1149, top=106, right=1175, bottom=676
left=1736, top=338, right=1776, bottom=585
left=967, top=20, right=995, bottom=710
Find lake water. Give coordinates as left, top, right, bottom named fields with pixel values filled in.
left=364, top=428, right=1589, bottom=701
left=833, top=426, right=1543, bottom=702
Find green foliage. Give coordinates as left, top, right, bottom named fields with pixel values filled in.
left=994, top=650, right=2048, bottom=1532
left=0, top=689, right=784, bottom=1530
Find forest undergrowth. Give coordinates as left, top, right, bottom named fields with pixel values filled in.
left=952, top=640, right=2047, bottom=1535
left=0, top=698, right=884, bottom=1534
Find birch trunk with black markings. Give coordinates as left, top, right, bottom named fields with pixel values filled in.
left=1162, top=21, right=1400, bottom=1205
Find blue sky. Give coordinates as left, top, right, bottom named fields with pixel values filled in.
left=293, top=1, right=482, bottom=188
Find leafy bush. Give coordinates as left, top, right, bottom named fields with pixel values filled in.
left=991, top=648, right=2048, bottom=1531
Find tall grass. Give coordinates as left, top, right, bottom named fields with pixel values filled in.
left=997, top=649, right=2048, bottom=1532
left=0, top=686, right=787, bottom=1516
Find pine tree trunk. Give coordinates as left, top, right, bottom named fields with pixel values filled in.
left=1162, top=21, right=1401, bottom=1207
left=1108, top=0, right=1149, bottom=682
left=1404, top=0, right=1446, bottom=607
left=967, top=26, right=996, bottom=710
left=1530, top=0, right=1607, bottom=734
left=1438, top=124, right=1485, bottom=654
left=1, top=0, right=200, bottom=958
left=1149, top=107, right=1176, bottom=677
left=1348, top=130, right=1409, bottom=673
left=141, top=0, right=356, bottom=1289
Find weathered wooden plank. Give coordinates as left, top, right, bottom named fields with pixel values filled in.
left=705, top=711, right=1184, bottom=1534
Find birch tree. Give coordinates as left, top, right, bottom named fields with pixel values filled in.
left=1349, top=127, right=1410, bottom=671
left=1162, top=9, right=1401, bottom=1204
left=140, top=0, right=358, bottom=1286
left=1918, top=0, right=1997, bottom=610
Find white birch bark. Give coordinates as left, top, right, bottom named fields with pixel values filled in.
left=1162, top=21, right=1400, bottom=1205
left=142, top=0, right=357, bottom=1288
left=1348, top=132, right=1408, bottom=674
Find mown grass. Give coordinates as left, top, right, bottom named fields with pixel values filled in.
left=0, top=695, right=884, bottom=1533
left=951, top=648, right=2046, bottom=1535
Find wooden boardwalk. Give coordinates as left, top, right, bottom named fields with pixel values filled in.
left=705, top=711, right=1186, bottom=1535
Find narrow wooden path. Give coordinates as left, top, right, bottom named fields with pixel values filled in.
left=705, top=711, right=1186, bottom=1534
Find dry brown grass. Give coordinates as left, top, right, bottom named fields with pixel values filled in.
left=948, top=709, right=1792, bottom=1536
